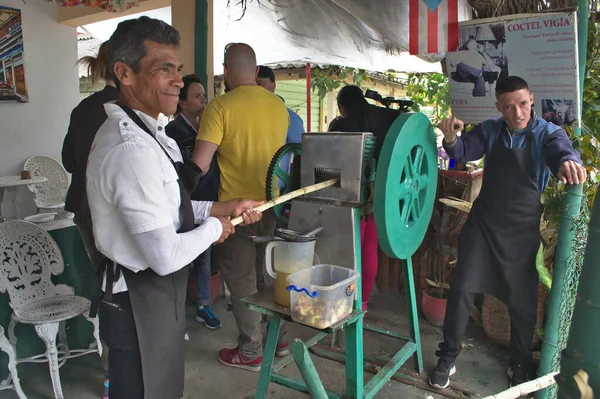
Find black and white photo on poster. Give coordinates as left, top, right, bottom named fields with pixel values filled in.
left=446, top=12, right=579, bottom=126
left=447, top=23, right=507, bottom=98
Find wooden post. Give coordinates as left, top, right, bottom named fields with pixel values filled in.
left=306, top=63, right=311, bottom=132
left=194, top=0, right=214, bottom=100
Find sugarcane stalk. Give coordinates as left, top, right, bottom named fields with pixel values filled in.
left=482, top=372, right=559, bottom=399
left=230, top=179, right=338, bottom=226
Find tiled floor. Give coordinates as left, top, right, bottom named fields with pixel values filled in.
left=1, top=291, right=512, bottom=399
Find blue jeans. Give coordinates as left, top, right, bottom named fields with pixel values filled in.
left=194, top=248, right=212, bottom=307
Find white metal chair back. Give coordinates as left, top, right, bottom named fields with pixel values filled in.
left=23, top=156, right=68, bottom=209
left=0, top=221, right=71, bottom=314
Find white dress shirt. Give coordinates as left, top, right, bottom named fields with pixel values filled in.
left=87, top=103, right=223, bottom=293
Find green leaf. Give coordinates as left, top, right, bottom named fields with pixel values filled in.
left=536, top=243, right=552, bottom=290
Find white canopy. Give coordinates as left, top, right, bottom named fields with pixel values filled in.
left=82, top=0, right=453, bottom=74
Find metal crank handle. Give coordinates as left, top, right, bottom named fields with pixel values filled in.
left=303, top=226, right=324, bottom=237
left=230, top=179, right=339, bottom=226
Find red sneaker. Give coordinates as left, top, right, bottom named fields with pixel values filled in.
left=218, top=347, right=262, bottom=372
left=276, top=342, right=290, bottom=357
left=275, top=342, right=290, bottom=357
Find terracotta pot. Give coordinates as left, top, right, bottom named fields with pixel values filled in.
left=187, top=269, right=221, bottom=306
left=422, top=289, right=447, bottom=327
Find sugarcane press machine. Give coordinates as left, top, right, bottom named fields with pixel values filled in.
left=241, top=113, right=438, bottom=398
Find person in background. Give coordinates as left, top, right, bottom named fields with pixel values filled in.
left=63, top=40, right=116, bottom=269
left=256, top=65, right=305, bottom=144
left=430, top=76, right=586, bottom=389
left=192, top=43, right=289, bottom=372
left=256, top=65, right=305, bottom=193
left=328, top=85, right=400, bottom=311
left=87, top=18, right=262, bottom=399
left=61, top=40, right=117, bottom=399
left=166, top=74, right=222, bottom=330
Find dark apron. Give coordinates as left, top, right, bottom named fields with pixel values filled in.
left=450, top=128, right=542, bottom=311
left=103, top=104, right=199, bottom=399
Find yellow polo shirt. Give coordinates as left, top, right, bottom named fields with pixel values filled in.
left=197, top=85, right=289, bottom=201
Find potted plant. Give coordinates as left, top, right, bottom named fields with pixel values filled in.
left=187, top=268, right=222, bottom=306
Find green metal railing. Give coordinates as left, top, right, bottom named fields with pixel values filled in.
left=537, top=1, right=590, bottom=397
left=536, top=184, right=584, bottom=399
left=557, top=187, right=600, bottom=397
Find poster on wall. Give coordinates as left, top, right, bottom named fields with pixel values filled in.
left=446, top=12, right=579, bottom=127
left=0, top=6, right=28, bottom=103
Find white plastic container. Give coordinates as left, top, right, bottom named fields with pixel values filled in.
left=286, top=264, right=360, bottom=329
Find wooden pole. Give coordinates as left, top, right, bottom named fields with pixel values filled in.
left=306, top=63, right=311, bottom=132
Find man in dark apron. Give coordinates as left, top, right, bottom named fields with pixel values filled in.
left=429, top=76, right=587, bottom=389
left=86, top=17, right=263, bottom=399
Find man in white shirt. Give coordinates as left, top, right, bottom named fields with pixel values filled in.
left=86, top=17, right=262, bottom=399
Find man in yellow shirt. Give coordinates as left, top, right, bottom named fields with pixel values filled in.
left=193, top=43, right=289, bottom=371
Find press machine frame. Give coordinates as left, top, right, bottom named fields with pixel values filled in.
left=242, top=113, right=438, bottom=398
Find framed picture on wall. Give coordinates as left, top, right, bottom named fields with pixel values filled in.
left=0, top=6, right=28, bottom=103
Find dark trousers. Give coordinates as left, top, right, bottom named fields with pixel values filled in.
left=194, top=248, right=212, bottom=307
left=99, top=291, right=144, bottom=399
left=73, top=212, right=104, bottom=268
left=213, top=210, right=287, bottom=359
left=436, top=289, right=537, bottom=368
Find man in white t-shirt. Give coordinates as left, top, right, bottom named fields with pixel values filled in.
left=86, top=16, right=262, bottom=399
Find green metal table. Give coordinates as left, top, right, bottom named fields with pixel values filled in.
left=242, top=258, right=423, bottom=399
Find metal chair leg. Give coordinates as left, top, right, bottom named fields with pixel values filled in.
left=58, top=321, right=70, bottom=358
left=85, top=315, right=103, bottom=358
left=8, top=316, right=18, bottom=348
left=0, top=326, right=26, bottom=399
left=34, top=322, right=63, bottom=399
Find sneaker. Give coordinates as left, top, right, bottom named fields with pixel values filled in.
left=218, top=347, right=262, bottom=372
left=429, top=359, right=457, bottom=389
left=196, top=305, right=222, bottom=329
left=184, top=330, right=190, bottom=341
left=507, top=363, right=532, bottom=387
left=275, top=342, right=290, bottom=357
left=102, top=377, right=109, bottom=399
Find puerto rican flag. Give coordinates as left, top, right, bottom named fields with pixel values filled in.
left=409, top=0, right=462, bottom=55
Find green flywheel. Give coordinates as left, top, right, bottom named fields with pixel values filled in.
left=265, top=143, right=302, bottom=224
left=374, top=112, right=438, bottom=260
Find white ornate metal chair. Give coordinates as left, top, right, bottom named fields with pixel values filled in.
left=0, top=221, right=101, bottom=399
left=23, top=156, right=68, bottom=212
left=0, top=325, right=26, bottom=399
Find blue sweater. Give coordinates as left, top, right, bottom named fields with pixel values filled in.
left=278, top=108, right=305, bottom=191
left=287, top=108, right=305, bottom=144
left=443, top=116, right=582, bottom=192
